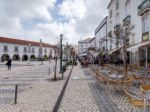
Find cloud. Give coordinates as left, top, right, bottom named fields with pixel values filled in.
left=0, top=0, right=110, bottom=45
left=0, top=0, right=55, bottom=20
left=58, top=0, right=110, bottom=42
left=59, top=0, right=86, bottom=19
left=0, top=0, right=56, bottom=41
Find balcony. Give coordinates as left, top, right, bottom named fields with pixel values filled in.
left=114, top=24, right=121, bottom=37
left=114, top=24, right=121, bottom=32
left=108, top=31, right=112, bottom=37
left=123, top=15, right=131, bottom=26
left=138, top=0, right=150, bottom=16
left=142, top=31, right=149, bottom=41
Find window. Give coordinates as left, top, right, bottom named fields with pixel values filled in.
left=110, top=10, right=112, bottom=18
left=142, top=15, right=149, bottom=32
left=125, top=0, right=130, bottom=16
left=116, top=0, right=119, bottom=10
left=45, top=49, right=47, bottom=53
left=32, top=48, right=35, bottom=53
left=116, top=13, right=119, bottom=24
left=110, top=45, right=112, bottom=50
left=14, top=46, right=19, bottom=52
left=24, top=47, right=27, bottom=53
left=50, top=49, right=52, bottom=54
left=3, top=45, right=8, bottom=52
left=81, top=44, right=83, bottom=47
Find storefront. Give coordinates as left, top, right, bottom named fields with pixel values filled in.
left=127, top=41, right=150, bottom=68
left=108, top=47, right=121, bottom=63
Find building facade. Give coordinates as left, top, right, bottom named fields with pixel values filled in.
left=0, top=37, right=56, bottom=61
left=78, top=38, right=94, bottom=55
left=107, top=0, right=150, bottom=64
left=95, top=17, right=108, bottom=53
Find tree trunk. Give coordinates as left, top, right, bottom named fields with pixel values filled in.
left=123, top=42, right=128, bottom=76
left=54, top=57, right=57, bottom=81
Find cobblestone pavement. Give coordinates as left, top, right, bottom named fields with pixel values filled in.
left=58, top=65, right=100, bottom=112
left=86, top=69, right=145, bottom=112
left=0, top=61, right=73, bottom=112
left=0, top=61, right=60, bottom=105
left=0, top=61, right=147, bottom=112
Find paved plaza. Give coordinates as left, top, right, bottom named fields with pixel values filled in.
left=0, top=61, right=147, bottom=112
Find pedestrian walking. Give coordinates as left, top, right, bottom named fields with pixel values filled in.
left=6, top=58, right=12, bottom=70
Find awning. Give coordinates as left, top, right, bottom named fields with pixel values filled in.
left=127, top=41, right=150, bottom=52
left=102, top=52, right=107, bottom=56
left=108, top=47, right=121, bottom=54
left=79, top=53, right=87, bottom=56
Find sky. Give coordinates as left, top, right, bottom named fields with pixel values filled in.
left=0, top=0, right=110, bottom=45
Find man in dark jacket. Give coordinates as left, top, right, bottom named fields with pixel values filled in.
left=6, top=59, right=12, bottom=70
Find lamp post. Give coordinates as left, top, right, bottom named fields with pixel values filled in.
left=28, top=43, right=31, bottom=64
left=66, top=42, right=69, bottom=60
left=39, top=39, right=43, bottom=65
left=60, top=34, right=63, bottom=73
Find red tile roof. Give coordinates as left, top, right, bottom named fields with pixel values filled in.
left=0, top=37, right=56, bottom=48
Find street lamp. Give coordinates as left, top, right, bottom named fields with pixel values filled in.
left=66, top=42, right=69, bottom=60
left=39, top=39, right=43, bottom=65
left=28, top=43, right=31, bottom=64
left=60, top=34, right=63, bottom=73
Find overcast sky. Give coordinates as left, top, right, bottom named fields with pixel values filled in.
left=0, top=0, right=110, bottom=45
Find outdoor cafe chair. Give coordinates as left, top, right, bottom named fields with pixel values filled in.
left=124, top=89, right=150, bottom=109
left=140, top=84, right=150, bottom=94
left=123, top=76, right=133, bottom=90
left=107, top=78, right=120, bottom=92
left=132, top=74, right=145, bottom=87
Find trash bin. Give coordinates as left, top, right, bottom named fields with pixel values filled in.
left=62, top=65, right=66, bottom=72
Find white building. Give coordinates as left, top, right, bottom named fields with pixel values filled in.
left=0, top=37, right=56, bottom=61
left=95, top=17, right=108, bottom=55
left=106, top=0, right=149, bottom=65
left=78, top=38, right=95, bottom=55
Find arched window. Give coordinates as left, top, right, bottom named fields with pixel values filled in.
left=116, top=13, right=119, bottom=24
left=116, top=0, right=119, bottom=10
left=125, top=0, right=130, bottom=16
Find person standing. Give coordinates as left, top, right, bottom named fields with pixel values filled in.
left=6, top=59, right=12, bottom=70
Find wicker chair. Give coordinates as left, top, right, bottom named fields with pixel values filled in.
left=124, top=89, right=150, bottom=107
left=123, top=76, right=133, bottom=90
left=140, top=84, right=150, bottom=93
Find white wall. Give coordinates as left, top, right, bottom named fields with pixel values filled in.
left=107, top=0, right=143, bottom=51
left=0, top=42, right=55, bottom=61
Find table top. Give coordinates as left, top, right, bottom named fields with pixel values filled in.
left=108, top=74, right=124, bottom=79
left=145, top=90, right=150, bottom=99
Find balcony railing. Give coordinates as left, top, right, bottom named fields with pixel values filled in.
left=123, top=15, right=131, bottom=26
left=138, top=0, right=150, bottom=16
left=108, top=31, right=112, bottom=37
left=142, top=31, right=149, bottom=41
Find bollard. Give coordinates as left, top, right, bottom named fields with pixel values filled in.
left=62, top=70, right=64, bottom=79
left=53, top=66, right=55, bottom=72
left=14, top=85, right=18, bottom=104
left=49, top=67, right=50, bottom=75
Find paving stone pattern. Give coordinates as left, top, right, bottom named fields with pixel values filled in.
left=0, top=61, right=58, bottom=105
left=0, top=61, right=72, bottom=112
left=58, top=65, right=100, bottom=112
left=86, top=69, right=145, bottom=112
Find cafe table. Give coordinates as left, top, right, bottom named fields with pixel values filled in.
left=108, top=73, right=125, bottom=80
left=144, top=90, right=150, bottom=112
